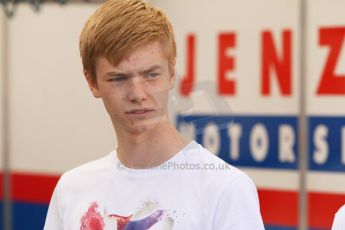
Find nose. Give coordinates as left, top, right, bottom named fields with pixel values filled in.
left=127, top=76, right=148, bottom=104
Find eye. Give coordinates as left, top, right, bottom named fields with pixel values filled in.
left=108, top=76, right=127, bottom=82
left=146, top=72, right=160, bottom=80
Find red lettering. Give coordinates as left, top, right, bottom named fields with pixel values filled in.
left=261, top=30, right=292, bottom=96
left=218, top=33, right=236, bottom=95
left=317, top=27, right=345, bottom=95
left=180, top=34, right=195, bottom=97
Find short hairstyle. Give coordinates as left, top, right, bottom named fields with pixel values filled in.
left=79, top=0, right=176, bottom=83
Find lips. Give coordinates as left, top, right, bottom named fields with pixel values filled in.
left=126, top=109, right=154, bottom=115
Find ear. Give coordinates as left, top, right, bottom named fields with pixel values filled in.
left=84, top=70, right=101, bottom=98
left=168, top=59, right=176, bottom=89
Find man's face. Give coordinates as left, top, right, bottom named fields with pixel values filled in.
left=85, top=41, right=175, bottom=134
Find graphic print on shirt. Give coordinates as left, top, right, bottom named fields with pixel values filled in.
left=80, top=201, right=175, bottom=230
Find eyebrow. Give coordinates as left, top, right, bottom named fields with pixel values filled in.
left=138, top=65, right=161, bottom=75
left=103, top=65, right=162, bottom=79
left=103, top=71, right=129, bottom=78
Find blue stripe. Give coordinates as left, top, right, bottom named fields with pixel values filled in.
left=177, top=114, right=298, bottom=169
left=308, top=228, right=329, bottom=230
left=0, top=201, right=3, bottom=230
left=265, top=225, right=297, bottom=230
left=265, top=226, right=327, bottom=230
left=11, top=202, right=48, bottom=230
left=308, top=116, right=345, bottom=172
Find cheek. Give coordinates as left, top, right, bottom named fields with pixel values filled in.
left=101, top=92, right=125, bottom=112
left=151, top=88, right=170, bottom=108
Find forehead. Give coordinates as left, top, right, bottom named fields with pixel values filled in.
left=96, top=41, right=169, bottom=74
left=122, top=41, right=168, bottom=65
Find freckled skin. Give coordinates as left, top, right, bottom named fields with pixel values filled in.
left=86, top=41, right=174, bottom=135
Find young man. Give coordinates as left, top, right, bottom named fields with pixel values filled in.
left=332, top=205, right=345, bottom=230
left=44, top=0, right=264, bottom=229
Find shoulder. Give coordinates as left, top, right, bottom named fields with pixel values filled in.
left=335, top=205, right=345, bottom=217
left=184, top=143, right=264, bottom=228
left=184, top=142, right=252, bottom=183
left=332, top=205, right=345, bottom=229
left=57, top=151, right=115, bottom=192
left=334, top=204, right=345, bottom=221
left=183, top=142, right=257, bottom=195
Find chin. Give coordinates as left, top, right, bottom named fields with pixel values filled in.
left=129, top=118, right=163, bottom=134
left=127, top=124, right=155, bottom=135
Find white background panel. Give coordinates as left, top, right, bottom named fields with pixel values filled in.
left=307, top=172, right=345, bottom=193
left=155, top=0, right=300, bottom=115
left=0, top=13, right=4, bottom=172
left=242, top=168, right=299, bottom=191
left=8, top=5, right=115, bottom=174
left=306, top=0, right=345, bottom=115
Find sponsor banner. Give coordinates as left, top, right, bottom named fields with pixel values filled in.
left=177, top=115, right=298, bottom=169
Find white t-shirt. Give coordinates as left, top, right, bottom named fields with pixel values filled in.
left=44, top=141, right=264, bottom=230
left=332, top=205, right=345, bottom=230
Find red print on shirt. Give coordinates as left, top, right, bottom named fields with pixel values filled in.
left=80, top=202, right=105, bottom=230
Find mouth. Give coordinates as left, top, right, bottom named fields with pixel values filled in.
left=126, top=108, right=155, bottom=115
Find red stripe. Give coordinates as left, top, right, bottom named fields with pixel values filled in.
left=308, top=192, right=345, bottom=229
left=10, top=172, right=60, bottom=204
left=258, top=189, right=298, bottom=227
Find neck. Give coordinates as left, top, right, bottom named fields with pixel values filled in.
left=115, top=121, right=188, bottom=169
